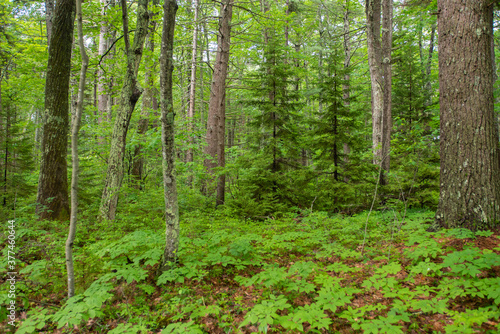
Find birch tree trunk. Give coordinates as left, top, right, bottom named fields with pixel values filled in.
left=204, top=0, right=233, bottom=203
left=160, top=0, right=179, bottom=270
left=435, top=0, right=500, bottom=230
left=98, top=0, right=149, bottom=221
left=66, top=0, right=88, bottom=298
left=36, top=0, right=75, bottom=221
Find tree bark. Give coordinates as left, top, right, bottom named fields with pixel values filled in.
left=204, top=0, right=233, bottom=202
left=132, top=2, right=159, bottom=189
left=381, top=0, right=392, bottom=184
left=97, top=0, right=109, bottom=141
left=98, top=0, right=149, bottom=221
left=365, top=0, right=383, bottom=168
left=186, top=0, right=199, bottom=168
left=343, top=0, right=351, bottom=182
left=160, top=0, right=179, bottom=270
left=435, top=0, right=500, bottom=230
left=36, top=0, right=75, bottom=221
left=66, top=0, right=88, bottom=298
left=45, top=0, right=55, bottom=46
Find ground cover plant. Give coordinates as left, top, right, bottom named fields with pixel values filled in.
left=2, top=207, right=499, bottom=333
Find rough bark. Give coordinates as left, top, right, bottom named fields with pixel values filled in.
left=365, top=0, right=383, bottom=167
left=186, top=0, right=199, bottom=167
left=160, top=0, right=179, bottom=270
left=98, top=0, right=149, bottom=221
left=435, top=0, right=500, bottom=230
left=66, top=0, right=88, bottom=298
left=36, top=0, right=75, bottom=221
left=204, top=0, right=233, bottom=202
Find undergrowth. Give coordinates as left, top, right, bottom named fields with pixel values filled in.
left=2, top=208, right=500, bottom=333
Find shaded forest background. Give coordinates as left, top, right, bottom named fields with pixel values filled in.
left=0, top=0, right=452, bottom=220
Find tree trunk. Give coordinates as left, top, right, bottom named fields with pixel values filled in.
left=186, top=0, right=199, bottom=169
left=98, top=0, right=149, bottom=221
left=365, top=0, right=383, bottom=168
left=45, top=0, right=55, bottom=46
left=36, top=0, right=75, bottom=221
left=66, top=0, right=88, bottom=298
left=204, top=0, right=233, bottom=200
left=97, top=0, right=109, bottom=141
left=216, top=94, right=227, bottom=205
left=160, top=0, right=179, bottom=270
left=343, top=0, right=351, bottom=182
left=435, top=0, right=500, bottom=230
left=381, top=0, right=392, bottom=184
left=132, top=3, right=159, bottom=189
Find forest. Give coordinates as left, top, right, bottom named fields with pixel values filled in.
left=1, top=0, right=500, bottom=332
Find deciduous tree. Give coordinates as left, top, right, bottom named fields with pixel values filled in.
left=36, top=0, right=75, bottom=220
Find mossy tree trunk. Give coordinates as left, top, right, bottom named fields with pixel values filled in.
left=36, top=0, right=75, bottom=221
left=160, top=0, right=179, bottom=270
left=98, top=0, right=149, bottom=221
left=435, top=0, right=500, bottom=230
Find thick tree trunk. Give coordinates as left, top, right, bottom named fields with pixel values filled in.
left=435, top=0, right=500, bottom=230
left=365, top=0, right=383, bottom=167
left=37, top=0, right=75, bottom=221
left=204, top=0, right=233, bottom=201
left=186, top=0, right=199, bottom=168
left=98, top=0, right=149, bottom=221
left=160, top=0, right=179, bottom=270
left=380, top=0, right=392, bottom=184
left=66, top=0, right=88, bottom=298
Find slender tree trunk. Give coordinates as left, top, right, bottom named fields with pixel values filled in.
left=343, top=0, right=351, bottom=182
left=132, top=3, right=159, bottom=189
left=186, top=0, right=199, bottom=169
left=98, top=0, right=149, bottom=221
left=66, top=0, right=88, bottom=298
left=37, top=0, right=75, bottom=221
left=160, top=0, right=179, bottom=270
left=216, top=94, right=227, bottom=205
left=204, top=0, right=233, bottom=200
left=45, top=0, right=54, bottom=46
left=380, top=0, right=392, bottom=185
left=97, top=0, right=109, bottom=142
left=424, top=22, right=436, bottom=108
left=435, top=0, right=500, bottom=230
left=366, top=0, right=383, bottom=168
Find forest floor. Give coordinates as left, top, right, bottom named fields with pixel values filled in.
left=2, top=208, right=500, bottom=333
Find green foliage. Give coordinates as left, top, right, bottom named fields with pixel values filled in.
left=240, top=294, right=291, bottom=333
left=162, top=321, right=205, bottom=334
